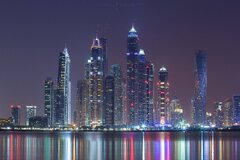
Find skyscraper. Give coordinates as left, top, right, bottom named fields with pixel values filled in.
left=87, top=37, right=104, bottom=127
left=232, top=95, right=240, bottom=125
left=156, top=66, right=169, bottom=125
left=111, top=64, right=123, bottom=126
left=223, top=98, right=233, bottom=127
left=44, top=78, right=54, bottom=126
left=104, top=75, right=115, bottom=127
left=193, top=50, right=207, bottom=126
left=214, top=102, right=224, bottom=128
left=126, top=26, right=140, bottom=126
left=170, top=97, right=183, bottom=127
left=55, top=47, right=71, bottom=126
left=76, top=79, right=88, bottom=127
left=26, top=106, right=37, bottom=126
left=11, top=105, right=21, bottom=126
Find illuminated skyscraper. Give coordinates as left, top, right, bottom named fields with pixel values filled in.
left=104, top=75, right=115, bottom=127
left=232, top=95, right=240, bottom=125
left=55, top=47, right=71, bottom=126
left=76, top=80, right=88, bottom=126
left=170, top=97, right=183, bottom=127
left=87, top=37, right=104, bottom=127
left=193, top=50, right=207, bottom=126
left=156, top=66, right=169, bottom=125
left=11, top=105, right=21, bottom=126
left=111, top=64, right=123, bottom=126
left=126, top=26, right=140, bottom=126
left=44, top=78, right=54, bottom=126
left=26, top=106, right=37, bottom=126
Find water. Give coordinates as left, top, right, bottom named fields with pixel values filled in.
left=0, top=131, right=239, bottom=160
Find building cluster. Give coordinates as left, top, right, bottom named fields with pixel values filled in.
left=1, top=26, right=240, bottom=130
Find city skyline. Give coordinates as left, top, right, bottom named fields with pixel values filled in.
left=1, top=1, right=240, bottom=123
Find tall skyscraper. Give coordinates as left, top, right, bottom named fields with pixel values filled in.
left=55, top=47, right=71, bottom=126
left=223, top=98, right=233, bottom=127
left=44, top=78, right=54, bottom=126
left=111, top=64, right=123, bottom=126
left=156, top=66, right=169, bottom=125
left=26, top=106, right=37, bottom=126
left=99, top=37, right=108, bottom=76
left=87, top=37, right=104, bottom=127
left=11, top=105, right=21, bottom=126
left=126, top=26, right=140, bottom=126
left=192, top=50, right=207, bottom=126
left=232, top=95, right=240, bottom=125
left=104, top=75, right=115, bottom=127
left=76, top=79, right=88, bottom=127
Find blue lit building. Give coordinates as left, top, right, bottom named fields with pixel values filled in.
left=11, top=105, right=21, bottom=126
left=193, top=50, right=207, bottom=126
left=232, top=95, right=240, bottom=125
left=55, top=47, right=71, bottom=126
left=44, top=78, right=54, bottom=126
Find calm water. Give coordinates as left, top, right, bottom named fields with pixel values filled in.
left=0, top=131, right=239, bottom=160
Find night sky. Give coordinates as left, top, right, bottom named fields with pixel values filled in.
left=1, top=0, right=240, bottom=123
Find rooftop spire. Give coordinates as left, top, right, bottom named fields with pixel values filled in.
left=129, top=25, right=137, bottom=33
left=63, top=43, right=68, bottom=54
left=91, top=36, right=101, bottom=49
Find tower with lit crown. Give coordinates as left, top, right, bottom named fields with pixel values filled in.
left=86, top=37, right=104, bottom=127
left=126, top=26, right=140, bottom=126
left=156, top=66, right=169, bottom=125
left=55, top=47, right=71, bottom=126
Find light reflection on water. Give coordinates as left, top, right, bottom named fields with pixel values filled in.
left=0, top=131, right=239, bottom=160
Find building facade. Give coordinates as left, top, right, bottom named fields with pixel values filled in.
left=11, top=105, right=21, bottom=126
left=232, top=95, right=240, bottom=125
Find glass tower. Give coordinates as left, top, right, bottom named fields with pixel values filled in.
left=44, top=78, right=54, bottom=126
left=26, top=106, right=37, bottom=126
left=56, top=47, right=71, bottom=126
left=193, top=50, right=207, bottom=126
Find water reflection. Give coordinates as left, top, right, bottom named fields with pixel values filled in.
left=0, top=131, right=240, bottom=160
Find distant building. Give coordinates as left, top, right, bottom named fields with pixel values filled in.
left=214, top=102, right=224, bottom=128
left=193, top=50, right=207, bottom=126
left=29, top=116, right=48, bottom=128
left=0, top=117, right=13, bottom=127
left=44, top=78, right=54, bottom=127
left=232, top=95, right=240, bottom=125
left=104, top=75, right=115, bottom=127
left=223, top=99, right=233, bottom=127
left=156, top=66, right=169, bottom=125
left=170, top=98, right=183, bottom=127
left=55, top=47, right=71, bottom=126
left=206, top=112, right=213, bottom=126
left=11, top=105, right=21, bottom=126
left=26, top=106, right=37, bottom=126
left=111, top=64, right=123, bottom=126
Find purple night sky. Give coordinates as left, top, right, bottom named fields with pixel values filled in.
left=0, top=0, right=240, bottom=123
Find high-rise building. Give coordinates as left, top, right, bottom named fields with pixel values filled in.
left=10, top=105, right=21, bottom=126
left=76, top=80, right=88, bottom=127
left=55, top=47, right=71, bottom=126
left=214, top=102, right=224, bottom=128
left=170, top=98, right=183, bottom=127
left=104, top=75, right=115, bottom=127
left=143, top=61, right=154, bottom=126
left=156, top=66, right=169, bottom=125
left=206, top=112, right=213, bottom=126
left=111, top=64, right=123, bottom=126
left=126, top=26, right=140, bottom=126
left=192, top=50, right=207, bottom=126
left=232, top=95, right=240, bottom=125
left=87, top=37, right=104, bottom=127
left=99, top=37, right=108, bottom=76
left=26, top=106, right=37, bottom=126
left=44, top=78, right=54, bottom=126
left=223, top=98, right=233, bottom=127
left=122, top=79, right=127, bottom=126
